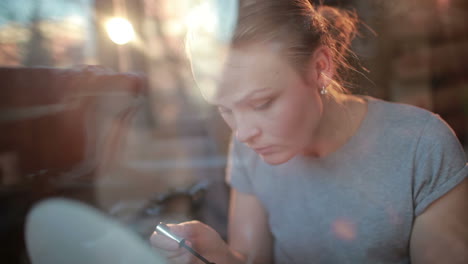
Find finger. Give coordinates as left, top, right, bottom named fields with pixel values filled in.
left=150, top=231, right=180, bottom=251
left=153, top=246, right=187, bottom=260
left=166, top=250, right=195, bottom=264
left=168, top=221, right=203, bottom=238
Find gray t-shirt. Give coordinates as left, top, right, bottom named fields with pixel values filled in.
left=226, top=96, right=468, bottom=264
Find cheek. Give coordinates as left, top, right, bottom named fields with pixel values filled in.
left=266, top=90, right=321, bottom=140
left=274, top=107, right=308, bottom=137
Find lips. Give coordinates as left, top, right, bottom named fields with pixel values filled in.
left=253, top=146, right=274, bottom=155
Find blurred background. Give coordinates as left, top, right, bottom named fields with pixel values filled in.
left=0, top=0, right=467, bottom=263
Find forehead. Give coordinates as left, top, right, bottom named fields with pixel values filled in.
left=210, top=45, right=295, bottom=105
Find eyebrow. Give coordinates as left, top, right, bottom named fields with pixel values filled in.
left=213, top=87, right=273, bottom=109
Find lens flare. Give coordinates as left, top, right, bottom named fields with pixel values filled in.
left=105, top=17, right=135, bottom=45
left=332, top=218, right=357, bottom=241
left=185, top=0, right=238, bottom=101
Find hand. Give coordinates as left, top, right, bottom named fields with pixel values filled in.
left=150, top=220, right=234, bottom=264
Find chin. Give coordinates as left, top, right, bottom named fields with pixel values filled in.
left=259, top=151, right=296, bottom=165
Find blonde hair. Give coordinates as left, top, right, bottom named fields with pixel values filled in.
left=232, top=0, right=360, bottom=95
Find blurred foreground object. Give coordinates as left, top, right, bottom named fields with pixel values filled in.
left=26, top=198, right=166, bottom=264
left=0, top=66, right=148, bottom=263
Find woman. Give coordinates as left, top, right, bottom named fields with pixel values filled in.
left=150, top=0, right=468, bottom=263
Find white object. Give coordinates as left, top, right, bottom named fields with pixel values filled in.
left=25, top=198, right=166, bottom=264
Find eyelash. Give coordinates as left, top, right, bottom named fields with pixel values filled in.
left=253, top=99, right=273, bottom=111
left=217, top=98, right=274, bottom=115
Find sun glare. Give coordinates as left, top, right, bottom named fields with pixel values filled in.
left=105, top=17, right=135, bottom=45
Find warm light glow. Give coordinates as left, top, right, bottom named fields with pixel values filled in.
left=332, top=218, right=356, bottom=241
left=185, top=2, right=218, bottom=36
left=184, top=0, right=238, bottom=101
left=105, top=17, right=135, bottom=45
left=65, top=15, right=85, bottom=26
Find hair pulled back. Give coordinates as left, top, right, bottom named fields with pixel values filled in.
left=232, top=0, right=360, bottom=94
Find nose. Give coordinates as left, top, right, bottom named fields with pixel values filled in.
left=235, top=122, right=260, bottom=143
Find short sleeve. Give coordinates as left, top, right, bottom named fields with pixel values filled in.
left=225, top=138, right=255, bottom=194
left=413, top=114, right=468, bottom=216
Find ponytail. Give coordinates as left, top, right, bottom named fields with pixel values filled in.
left=316, top=5, right=362, bottom=92
left=317, top=6, right=358, bottom=60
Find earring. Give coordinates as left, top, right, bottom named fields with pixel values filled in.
left=320, top=85, right=328, bottom=95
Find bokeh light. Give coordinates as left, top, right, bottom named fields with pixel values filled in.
left=105, top=17, right=135, bottom=45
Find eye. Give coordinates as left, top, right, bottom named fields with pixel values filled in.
left=253, top=98, right=273, bottom=111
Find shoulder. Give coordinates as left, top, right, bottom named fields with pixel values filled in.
left=367, top=96, right=436, bottom=123
left=414, top=111, right=466, bottom=165
left=365, top=96, right=451, bottom=137
left=374, top=98, right=460, bottom=146
left=365, top=98, right=468, bottom=216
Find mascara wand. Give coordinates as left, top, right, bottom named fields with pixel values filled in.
left=156, top=222, right=216, bottom=264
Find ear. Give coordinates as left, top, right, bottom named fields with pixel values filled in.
left=305, top=46, right=334, bottom=89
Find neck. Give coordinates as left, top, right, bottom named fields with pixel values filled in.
left=303, top=94, right=367, bottom=158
